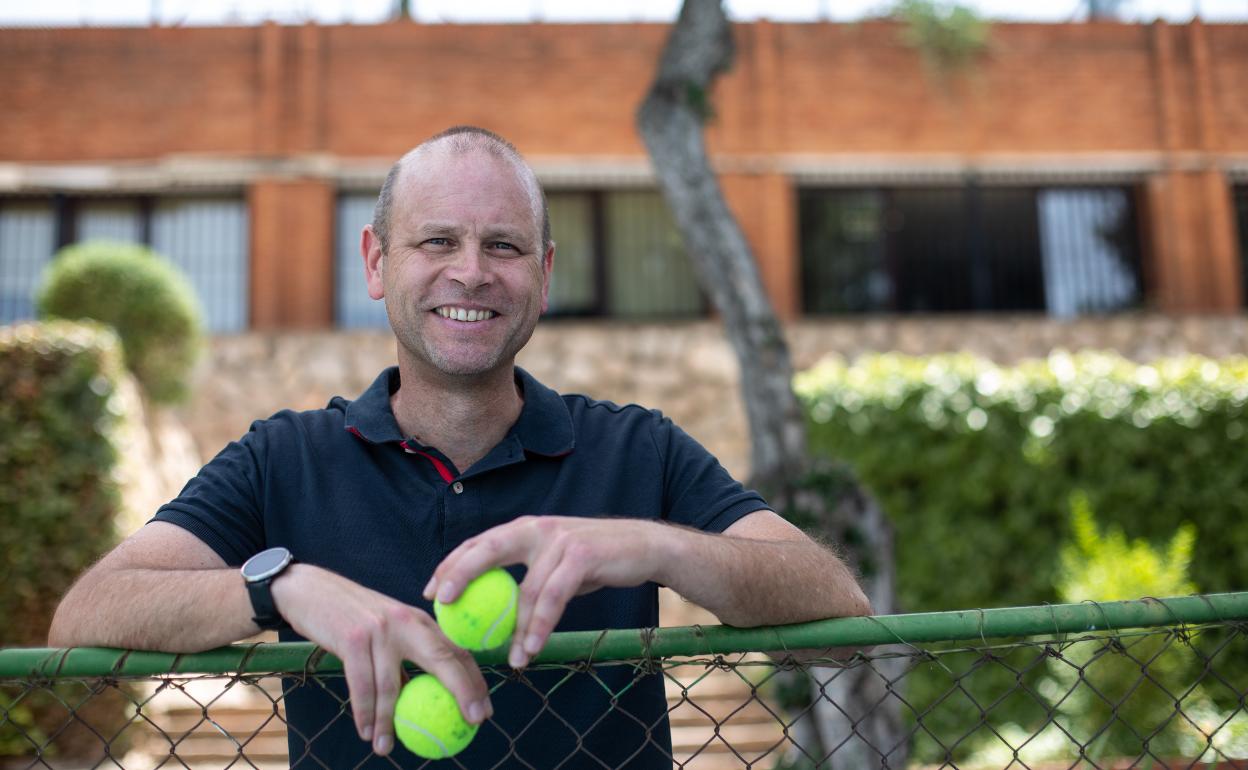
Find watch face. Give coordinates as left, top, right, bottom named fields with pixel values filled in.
left=243, top=547, right=291, bottom=581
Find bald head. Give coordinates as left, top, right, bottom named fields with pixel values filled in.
left=372, top=126, right=550, bottom=257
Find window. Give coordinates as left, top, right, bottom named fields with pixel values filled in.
left=1037, top=189, right=1141, bottom=317
left=800, top=184, right=1143, bottom=316
left=546, top=193, right=596, bottom=315
left=77, top=199, right=143, bottom=243
left=150, top=198, right=249, bottom=333
left=335, top=193, right=388, bottom=329
left=546, top=190, right=702, bottom=318
left=335, top=189, right=704, bottom=326
left=0, top=194, right=249, bottom=332
left=602, top=191, right=702, bottom=318
left=0, top=200, right=56, bottom=324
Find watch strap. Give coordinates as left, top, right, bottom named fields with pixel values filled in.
left=246, top=577, right=289, bottom=631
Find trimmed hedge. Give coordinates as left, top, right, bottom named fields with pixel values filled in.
left=0, top=321, right=132, bottom=760
left=37, top=240, right=203, bottom=404
left=796, top=351, right=1248, bottom=763
left=795, top=351, right=1248, bottom=614
left=0, top=321, right=125, bottom=645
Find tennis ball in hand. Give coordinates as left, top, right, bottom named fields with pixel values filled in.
left=434, top=567, right=518, bottom=651
left=393, top=674, right=478, bottom=759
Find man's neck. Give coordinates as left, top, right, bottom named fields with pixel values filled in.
left=389, top=359, right=524, bottom=475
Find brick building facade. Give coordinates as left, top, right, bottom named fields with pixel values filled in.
left=1, top=19, right=1245, bottom=330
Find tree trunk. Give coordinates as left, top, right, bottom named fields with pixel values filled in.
left=637, top=1, right=905, bottom=766
left=636, top=0, right=801, bottom=495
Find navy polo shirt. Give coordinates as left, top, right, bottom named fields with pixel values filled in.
left=154, top=366, right=768, bottom=768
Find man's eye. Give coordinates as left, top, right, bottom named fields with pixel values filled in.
left=424, top=238, right=451, bottom=247
left=490, top=241, right=518, bottom=252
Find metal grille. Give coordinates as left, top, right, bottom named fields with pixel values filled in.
left=335, top=192, right=389, bottom=329
left=0, top=195, right=249, bottom=333
left=3, top=594, right=1245, bottom=769
left=151, top=197, right=249, bottom=334
left=76, top=200, right=143, bottom=244
left=799, top=185, right=1144, bottom=317
left=0, top=200, right=55, bottom=324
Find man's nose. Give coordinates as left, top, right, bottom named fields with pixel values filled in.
left=445, top=241, right=492, bottom=289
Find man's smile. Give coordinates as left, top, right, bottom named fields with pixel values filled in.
left=434, top=306, right=498, bottom=322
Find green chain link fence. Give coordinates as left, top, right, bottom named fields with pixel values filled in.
left=3, top=593, right=1247, bottom=769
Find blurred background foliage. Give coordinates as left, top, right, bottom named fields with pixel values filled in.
left=795, top=350, right=1248, bottom=763
left=893, top=0, right=990, bottom=73
left=37, top=240, right=204, bottom=404
left=796, top=350, right=1248, bottom=612
left=0, top=321, right=133, bottom=759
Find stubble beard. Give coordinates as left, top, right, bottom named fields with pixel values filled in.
left=388, top=303, right=539, bottom=380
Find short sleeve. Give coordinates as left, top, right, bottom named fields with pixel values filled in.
left=151, top=423, right=269, bottom=566
left=653, top=413, right=771, bottom=534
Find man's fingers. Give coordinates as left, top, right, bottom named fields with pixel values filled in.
left=340, top=633, right=377, bottom=744
left=518, top=559, right=581, bottom=665
left=369, top=638, right=401, bottom=756
left=428, top=519, right=535, bottom=603
left=407, top=628, right=493, bottom=726
left=509, top=538, right=565, bottom=668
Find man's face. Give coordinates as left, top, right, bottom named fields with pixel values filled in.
left=365, top=148, right=552, bottom=379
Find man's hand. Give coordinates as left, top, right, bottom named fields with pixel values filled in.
left=423, top=516, right=666, bottom=670
left=271, top=564, right=491, bottom=757
left=423, top=512, right=872, bottom=672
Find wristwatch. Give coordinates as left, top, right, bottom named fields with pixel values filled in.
left=241, top=546, right=295, bottom=631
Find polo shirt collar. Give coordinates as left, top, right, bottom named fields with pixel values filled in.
left=343, top=366, right=575, bottom=457
left=343, top=368, right=405, bottom=444
left=511, top=367, right=575, bottom=457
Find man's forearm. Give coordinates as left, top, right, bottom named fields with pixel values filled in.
left=48, top=568, right=257, bottom=651
left=656, top=525, right=872, bottom=628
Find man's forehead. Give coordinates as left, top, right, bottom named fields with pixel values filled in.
left=403, top=141, right=528, bottom=186
left=394, top=145, right=541, bottom=230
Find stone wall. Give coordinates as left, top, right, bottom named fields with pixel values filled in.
left=179, top=315, right=1248, bottom=482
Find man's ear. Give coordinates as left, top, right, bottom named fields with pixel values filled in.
left=540, top=241, right=555, bottom=314
left=362, top=225, right=385, bottom=301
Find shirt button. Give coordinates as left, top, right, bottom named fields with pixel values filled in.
left=452, top=481, right=464, bottom=494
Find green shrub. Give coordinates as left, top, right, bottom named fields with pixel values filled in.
left=894, top=0, right=989, bottom=73
left=965, top=497, right=1248, bottom=766
left=1043, top=496, right=1198, bottom=760
left=795, top=350, right=1248, bottom=763
left=0, top=321, right=125, bottom=643
left=795, top=350, right=1248, bottom=613
left=1057, top=491, right=1197, bottom=604
left=37, top=240, right=203, bottom=403
left=0, top=321, right=131, bottom=760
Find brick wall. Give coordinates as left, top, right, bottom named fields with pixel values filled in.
left=1, top=19, right=1245, bottom=322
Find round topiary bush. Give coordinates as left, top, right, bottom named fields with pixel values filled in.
left=37, top=240, right=204, bottom=403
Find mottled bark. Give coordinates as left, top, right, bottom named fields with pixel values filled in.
left=636, top=0, right=803, bottom=497
left=637, top=1, right=905, bottom=766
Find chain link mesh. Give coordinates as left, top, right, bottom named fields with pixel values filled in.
left=3, top=613, right=1246, bottom=768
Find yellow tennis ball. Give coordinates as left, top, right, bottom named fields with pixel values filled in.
left=434, top=567, right=518, bottom=651
left=393, top=674, right=478, bottom=759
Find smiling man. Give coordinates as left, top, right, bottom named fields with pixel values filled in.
left=49, top=126, right=871, bottom=768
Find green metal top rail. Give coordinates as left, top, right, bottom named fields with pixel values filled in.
left=3, top=592, right=1245, bottom=680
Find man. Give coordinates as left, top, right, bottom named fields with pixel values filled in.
left=49, top=126, right=871, bottom=767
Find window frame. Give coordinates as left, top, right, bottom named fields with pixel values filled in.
left=798, top=181, right=1148, bottom=317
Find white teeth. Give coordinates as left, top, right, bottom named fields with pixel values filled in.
left=437, top=307, right=494, bottom=322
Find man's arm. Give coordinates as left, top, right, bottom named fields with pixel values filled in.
left=672, top=510, right=871, bottom=626
left=49, top=522, right=255, bottom=651
left=423, top=511, right=871, bottom=670
left=48, top=521, right=491, bottom=758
